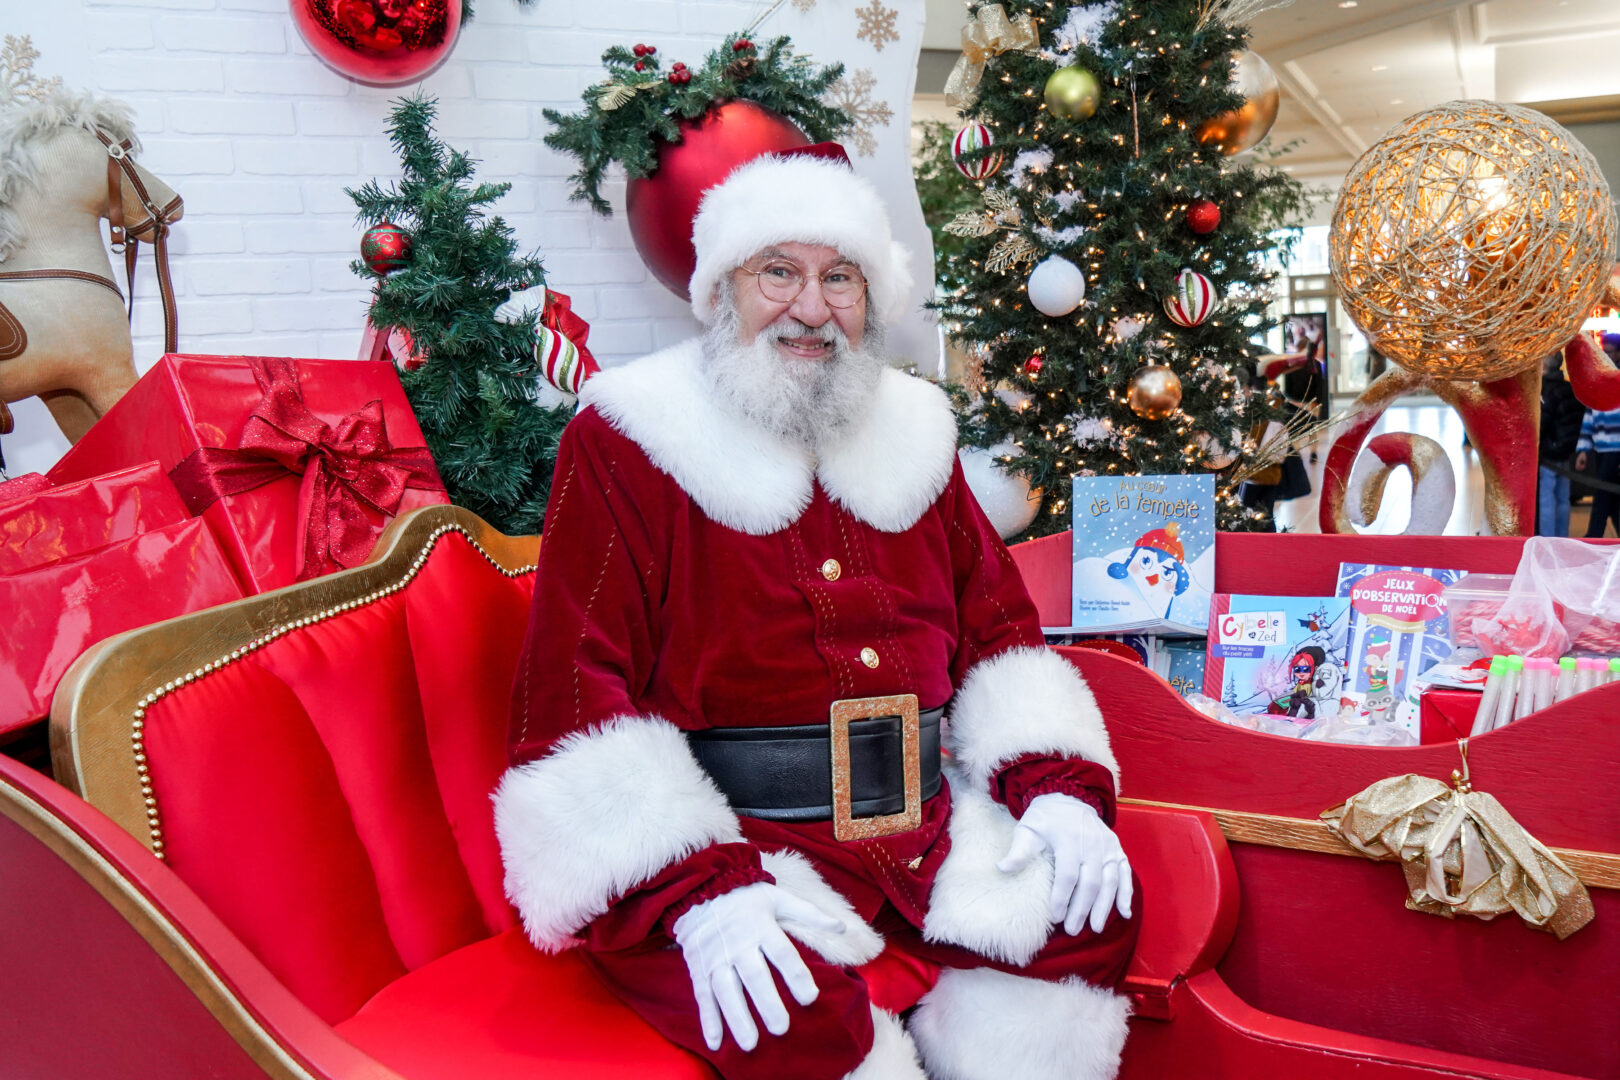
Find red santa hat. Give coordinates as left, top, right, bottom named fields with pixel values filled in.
left=1132, top=522, right=1184, bottom=562
left=687, top=144, right=913, bottom=328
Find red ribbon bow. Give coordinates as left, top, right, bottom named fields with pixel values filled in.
left=169, top=358, right=444, bottom=581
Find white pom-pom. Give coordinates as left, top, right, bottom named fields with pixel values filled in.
left=959, top=444, right=1042, bottom=539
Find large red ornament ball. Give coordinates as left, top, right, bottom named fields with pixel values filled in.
left=1022, top=355, right=1043, bottom=376
left=291, top=0, right=463, bottom=88
left=625, top=100, right=812, bottom=299
left=361, top=221, right=413, bottom=275
left=952, top=123, right=1002, bottom=180
left=1185, top=198, right=1221, bottom=234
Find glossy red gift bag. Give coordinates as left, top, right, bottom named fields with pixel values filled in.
left=50, top=355, right=448, bottom=593
left=0, top=462, right=189, bottom=575
left=0, top=464, right=243, bottom=733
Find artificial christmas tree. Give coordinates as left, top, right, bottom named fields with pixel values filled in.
left=937, top=0, right=1310, bottom=537
left=349, top=95, right=570, bottom=535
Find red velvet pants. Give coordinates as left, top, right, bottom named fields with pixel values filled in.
left=583, top=881, right=1140, bottom=1080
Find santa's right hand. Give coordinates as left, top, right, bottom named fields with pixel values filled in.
left=671, top=881, right=844, bottom=1052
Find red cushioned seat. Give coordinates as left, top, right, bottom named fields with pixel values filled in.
left=336, top=928, right=711, bottom=1080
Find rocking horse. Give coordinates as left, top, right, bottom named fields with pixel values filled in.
left=0, top=68, right=182, bottom=443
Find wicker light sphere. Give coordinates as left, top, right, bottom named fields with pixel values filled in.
left=1329, top=100, right=1617, bottom=383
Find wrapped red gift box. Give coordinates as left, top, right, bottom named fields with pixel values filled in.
left=49, top=355, right=447, bottom=594
left=0, top=473, right=52, bottom=504
left=1, top=462, right=188, bottom=575
left=0, top=517, right=242, bottom=735
left=1418, top=689, right=1480, bottom=744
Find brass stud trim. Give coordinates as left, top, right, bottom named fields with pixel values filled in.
left=127, top=524, right=536, bottom=860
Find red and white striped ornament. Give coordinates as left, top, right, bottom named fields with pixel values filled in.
left=537, top=321, right=592, bottom=395
left=952, top=123, right=1003, bottom=180
left=1163, top=269, right=1218, bottom=327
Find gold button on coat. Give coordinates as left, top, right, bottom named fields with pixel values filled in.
left=821, top=558, right=842, bottom=581
left=860, top=647, right=880, bottom=669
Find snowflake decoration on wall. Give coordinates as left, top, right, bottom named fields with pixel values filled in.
left=824, top=69, right=893, bottom=156
left=855, top=0, right=900, bottom=51
left=1, top=36, right=62, bottom=107
left=791, top=0, right=817, bottom=10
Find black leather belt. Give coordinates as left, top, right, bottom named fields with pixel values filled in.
left=688, top=694, right=942, bottom=840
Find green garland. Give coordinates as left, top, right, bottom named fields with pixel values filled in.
left=543, top=34, right=853, bottom=215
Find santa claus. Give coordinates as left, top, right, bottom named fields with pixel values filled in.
left=494, top=146, right=1138, bottom=1080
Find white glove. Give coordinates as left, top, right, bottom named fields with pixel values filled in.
left=997, top=792, right=1133, bottom=936
left=671, top=881, right=845, bottom=1052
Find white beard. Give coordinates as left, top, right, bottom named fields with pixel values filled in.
left=700, top=298, right=888, bottom=452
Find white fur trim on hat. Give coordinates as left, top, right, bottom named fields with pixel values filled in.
left=688, top=154, right=913, bottom=327
left=493, top=715, right=742, bottom=952
left=909, top=967, right=1131, bottom=1080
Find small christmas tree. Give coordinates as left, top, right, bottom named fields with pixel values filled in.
left=349, top=95, right=570, bottom=535
left=937, top=1, right=1312, bottom=537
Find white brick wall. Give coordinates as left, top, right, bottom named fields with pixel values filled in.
left=5, top=0, right=933, bottom=473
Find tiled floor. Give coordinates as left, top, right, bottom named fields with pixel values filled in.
left=1271, top=399, right=1609, bottom=537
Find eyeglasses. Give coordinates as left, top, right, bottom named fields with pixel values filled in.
left=737, top=259, right=867, bottom=308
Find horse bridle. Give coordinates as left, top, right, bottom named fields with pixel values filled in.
left=0, top=127, right=181, bottom=354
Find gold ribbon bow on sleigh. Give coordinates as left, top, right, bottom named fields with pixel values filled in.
left=944, top=4, right=1041, bottom=109
left=1322, top=771, right=1593, bottom=940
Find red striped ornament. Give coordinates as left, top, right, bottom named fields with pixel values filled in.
left=537, top=322, right=591, bottom=395
left=1163, top=269, right=1218, bottom=327
left=952, top=123, right=1003, bottom=180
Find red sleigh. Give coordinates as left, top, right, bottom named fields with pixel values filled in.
left=1, top=507, right=1615, bottom=1077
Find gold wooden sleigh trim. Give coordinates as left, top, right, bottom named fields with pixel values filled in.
left=50, top=505, right=539, bottom=859
left=1120, top=797, right=1620, bottom=891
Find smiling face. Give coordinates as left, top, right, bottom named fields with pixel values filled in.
left=730, top=242, right=867, bottom=362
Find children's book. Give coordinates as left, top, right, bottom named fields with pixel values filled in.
left=1063, top=475, right=1215, bottom=636
left=1162, top=639, right=1207, bottom=699
left=1202, top=595, right=1350, bottom=721
left=1336, top=563, right=1467, bottom=740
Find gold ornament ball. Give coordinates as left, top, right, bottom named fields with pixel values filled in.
left=1330, top=100, right=1617, bottom=382
left=1195, top=49, right=1279, bottom=156
left=1128, top=365, right=1182, bottom=420
left=1044, top=65, right=1101, bottom=122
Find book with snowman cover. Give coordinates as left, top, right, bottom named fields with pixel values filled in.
left=1060, top=474, right=1215, bottom=636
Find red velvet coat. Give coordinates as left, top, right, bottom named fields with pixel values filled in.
left=496, top=341, right=1122, bottom=962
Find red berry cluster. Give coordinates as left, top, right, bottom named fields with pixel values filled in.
left=668, top=61, right=691, bottom=85
left=732, top=38, right=754, bottom=51
left=631, top=42, right=656, bottom=72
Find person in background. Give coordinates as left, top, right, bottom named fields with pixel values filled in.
left=1575, top=338, right=1620, bottom=538
left=1538, top=351, right=1585, bottom=537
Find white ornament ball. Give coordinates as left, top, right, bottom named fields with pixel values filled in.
left=959, top=444, right=1042, bottom=539
left=1026, top=256, right=1087, bottom=317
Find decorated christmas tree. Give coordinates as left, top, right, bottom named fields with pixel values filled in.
left=938, top=0, right=1311, bottom=537
left=349, top=95, right=571, bottom=536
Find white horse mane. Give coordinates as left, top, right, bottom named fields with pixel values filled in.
left=0, top=88, right=138, bottom=263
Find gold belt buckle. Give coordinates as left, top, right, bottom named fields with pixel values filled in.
left=829, top=693, right=921, bottom=842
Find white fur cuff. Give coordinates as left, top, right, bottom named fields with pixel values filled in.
left=910, top=968, right=1131, bottom=1080
left=946, top=647, right=1119, bottom=793
left=845, top=1007, right=926, bottom=1080
left=493, top=716, right=742, bottom=952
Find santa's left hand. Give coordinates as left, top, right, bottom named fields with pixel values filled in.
left=997, top=792, right=1133, bottom=935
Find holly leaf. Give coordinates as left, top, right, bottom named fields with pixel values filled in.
left=986, top=234, right=1039, bottom=274
left=944, top=211, right=998, bottom=237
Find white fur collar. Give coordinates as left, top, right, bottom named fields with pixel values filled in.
left=581, top=339, right=958, bottom=535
